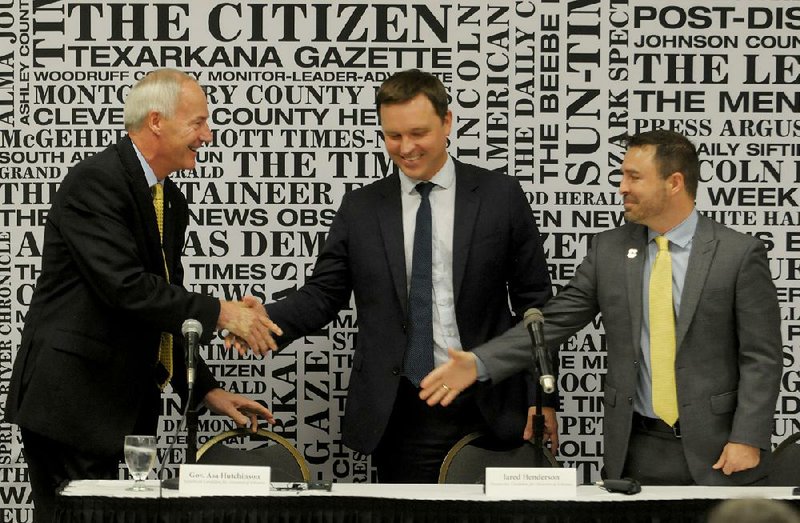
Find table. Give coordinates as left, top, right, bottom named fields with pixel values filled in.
left=56, top=480, right=800, bottom=523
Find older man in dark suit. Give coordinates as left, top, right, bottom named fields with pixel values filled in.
left=421, top=129, right=782, bottom=485
left=255, top=69, right=555, bottom=483
left=5, top=69, right=280, bottom=522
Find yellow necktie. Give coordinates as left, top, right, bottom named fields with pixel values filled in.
left=152, top=184, right=173, bottom=388
left=650, top=235, right=678, bottom=426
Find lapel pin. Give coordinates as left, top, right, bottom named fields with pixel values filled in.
left=627, top=248, right=638, bottom=259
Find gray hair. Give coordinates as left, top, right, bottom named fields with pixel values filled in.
left=124, top=68, right=196, bottom=132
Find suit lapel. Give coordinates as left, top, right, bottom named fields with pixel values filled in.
left=119, top=136, right=167, bottom=277
left=676, top=215, right=716, bottom=350
left=162, top=179, right=179, bottom=274
left=625, top=225, right=648, bottom=353
left=376, top=176, right=408, bottom=311
left=452, top=163, right=480, bottom=305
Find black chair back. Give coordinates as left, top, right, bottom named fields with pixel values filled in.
left=439, top=431, right=560, bottom=484
left=769, top=433, right=800, bottom=486
left=196, top=428, right=311, bottom=482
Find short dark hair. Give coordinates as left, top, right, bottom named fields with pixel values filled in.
left=625, top=130, right=699, bottom=199
left=376, top=69, right=449, bottom=120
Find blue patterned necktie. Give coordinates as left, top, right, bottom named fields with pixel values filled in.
left=404, top=182, right=434, bottom=387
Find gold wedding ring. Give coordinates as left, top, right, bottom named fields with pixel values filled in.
left=441, top=384, right=451, bottom=392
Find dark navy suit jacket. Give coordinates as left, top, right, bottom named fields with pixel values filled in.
left=267, top=158, right=553, bottom=454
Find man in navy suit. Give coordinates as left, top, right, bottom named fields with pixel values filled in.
left=259, top=69, right=555, bottom=482
left=6, top=69, right=280, bottom=522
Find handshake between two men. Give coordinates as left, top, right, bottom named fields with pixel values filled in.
left=225, top=297, right=560, bottom=454
left=218, top=296, right=283, bottom=355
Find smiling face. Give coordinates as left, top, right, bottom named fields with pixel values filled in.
left=619, top=145, right=677, bottom=230
left=380, top=93, right=452, bottom=181
left=152, top=80, right=211, bottom=178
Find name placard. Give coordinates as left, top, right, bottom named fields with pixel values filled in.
left=484, top=468, right=577, bottom=499
left=178, top=464, right=271, bottom=496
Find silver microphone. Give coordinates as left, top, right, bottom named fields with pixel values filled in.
left=523, top=308, right=555, bottom=394
left=181, top=319, right=203, bottom=386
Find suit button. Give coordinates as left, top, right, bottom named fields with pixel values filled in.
left=401, top=323, right=407, bottom=333
left=633, top=360, right=639, bottom=367
left=392, top=368, right=400, bottom=376
left=627, top=397, right=633, bottom=404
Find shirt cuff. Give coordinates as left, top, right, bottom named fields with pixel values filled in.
left=475, top=354, right=490, bottom=382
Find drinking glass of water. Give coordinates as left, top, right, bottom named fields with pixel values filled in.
left=124, top=435, right=157, bottom=491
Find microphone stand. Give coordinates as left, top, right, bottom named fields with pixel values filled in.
left=186, top=389, right=198, bottom=466
left=528, top=365, right=547, bottom=468
left=161, top=382, right=198, bottom=490
left=183, top=319, right=201, bottom=466
left=162, top=319, right=203, bottom=490
left=159, top=385, right=199, bottom=490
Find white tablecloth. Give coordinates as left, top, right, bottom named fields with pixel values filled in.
left=60, top=480, right=798, bottom=502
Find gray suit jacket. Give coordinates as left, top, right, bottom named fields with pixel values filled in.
left=478, top=214, right=782, bottom=485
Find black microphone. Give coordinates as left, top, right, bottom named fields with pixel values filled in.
left=596, top=478, right=642, bottom=495
left=523, top=308, right=555, bottom=394
left=181, top=319, right=202, bottom=387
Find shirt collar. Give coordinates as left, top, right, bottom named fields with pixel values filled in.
left=131, top=140, right=159, bottom=189
left=399, top=155, right=455, bottom=195
left=648, top=208, right=698, bottom=249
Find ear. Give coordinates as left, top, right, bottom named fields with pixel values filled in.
left=146, top=110, right=162, bottom=136
left=442, top=110, right=453, bottom=137
left=668, top=171, right=685, bottom=196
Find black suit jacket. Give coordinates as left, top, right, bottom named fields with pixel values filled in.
left=5, top=136, right=220, bottom=457
left=267, top=159, right=552, bottom=454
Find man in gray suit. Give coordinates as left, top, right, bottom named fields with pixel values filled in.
left=421, top=129, right=782, bottom=485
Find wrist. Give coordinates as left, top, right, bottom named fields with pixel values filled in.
left=217, top=300, right=232, bottom=329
